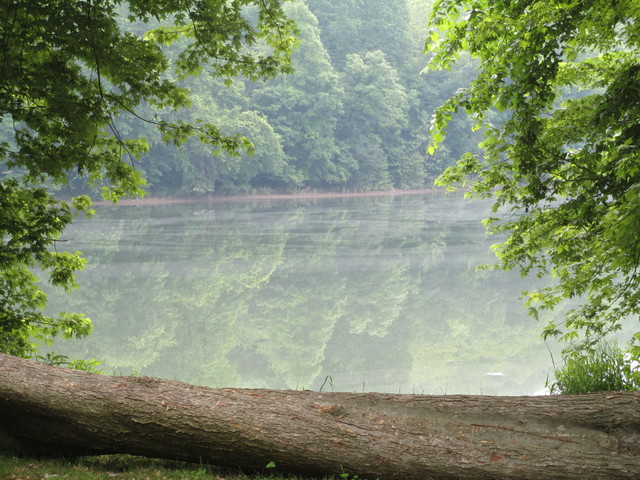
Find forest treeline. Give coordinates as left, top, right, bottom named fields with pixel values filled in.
left=55, top=0, right=480, bottom=196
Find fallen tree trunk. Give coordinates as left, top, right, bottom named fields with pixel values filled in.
left=0, top=354, right=638, bottom=479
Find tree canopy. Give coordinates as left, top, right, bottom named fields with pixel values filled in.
left=0, top=0, right=297, bottom=357
left=426, top=0, right=640, bottom=350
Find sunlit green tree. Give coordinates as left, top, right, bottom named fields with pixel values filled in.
left=0, top=0, right=296, bottom=356
left=427, top=0, right=640, bottom=350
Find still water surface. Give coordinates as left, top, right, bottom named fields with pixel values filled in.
left=47, top=192, right=560, bottom=395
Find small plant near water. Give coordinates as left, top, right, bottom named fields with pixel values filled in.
left=549, top=340, right=640, bottom=394
left=34, top=352, right=103, bottom=373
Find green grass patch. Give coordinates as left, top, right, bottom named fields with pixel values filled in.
left=0, top=453, right=321, bottom=480
left=550, top=341, right=640, bottom=394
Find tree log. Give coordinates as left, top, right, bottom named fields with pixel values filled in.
left=0, top=354, right=639, bottom=479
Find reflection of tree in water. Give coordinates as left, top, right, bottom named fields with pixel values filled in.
left=404, top=199, right=559, bottom=395
left=318, top=312, right=417, bottom=393
left=45, top=215, right=180, bottom=373
left=44, top=194, right=558, bottom=394
left=342, top=264, right=410, bottom=337
left=336, top=195, right=447, bottom=340
left=231, top=206, right=348, bottom=389
left=46, top=203, right=288, bottom=386
left=317, top=195, right=449, bottom=392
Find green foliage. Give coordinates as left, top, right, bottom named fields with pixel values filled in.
left=307, top=0, right=413, bottom=74
left=0, top=0, right=296, bottom=357
left=427, top=0, right=640, bottom=349
left=248, top=2, right=346, bottom=187
left=550, top=341, right=640, bottom=394
left=339, top=51, right=409, bottom=188
left=139, top=0, right=451, bottom=194
left=35, top=352, right=103, bottom=374
left=0, top=179, right=92, bottom=356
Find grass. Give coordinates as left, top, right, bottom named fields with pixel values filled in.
left=549, top=341, right=640, bottom=394
left=0, top=454, right=407, bottom=480
left=0, top=453, right=326, bottom=480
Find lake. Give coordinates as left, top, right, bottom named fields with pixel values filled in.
left=45, top=191, right=561, bottom=395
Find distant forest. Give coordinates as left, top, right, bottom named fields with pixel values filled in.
left=56, top=0, right=484, bottom=196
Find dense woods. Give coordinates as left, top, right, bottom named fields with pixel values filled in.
left=53, top=0, right=479, bottom=196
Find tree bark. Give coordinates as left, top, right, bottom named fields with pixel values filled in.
left=0, top=354, right=638, bottom=479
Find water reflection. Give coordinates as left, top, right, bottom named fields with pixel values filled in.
left=46, top=192, right=560, bottom=395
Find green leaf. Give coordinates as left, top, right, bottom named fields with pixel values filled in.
left=427, top=0, right=640, bottom=352
left=0, top=0, right=296, bottom=357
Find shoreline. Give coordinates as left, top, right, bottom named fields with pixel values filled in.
left=92, top=188, right=445, bottom=206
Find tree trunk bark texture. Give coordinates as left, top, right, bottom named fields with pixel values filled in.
left=0, top=354, right=638, bottom=479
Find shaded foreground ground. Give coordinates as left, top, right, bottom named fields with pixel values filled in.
left=0, top=453, right=338, bottom=480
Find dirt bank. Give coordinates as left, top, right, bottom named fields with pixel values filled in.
left=92, top=188, right=444, bottom=206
